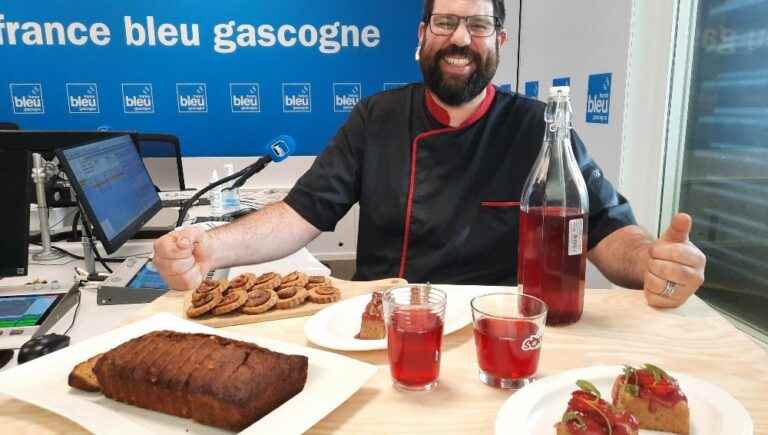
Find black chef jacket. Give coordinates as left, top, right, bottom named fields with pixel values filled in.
left=284, top=84, right=637, bottom=285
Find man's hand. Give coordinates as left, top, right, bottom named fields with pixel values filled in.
left=153, top=227, right=216, bottom=291
left=643, top=213, right=706, bottom=308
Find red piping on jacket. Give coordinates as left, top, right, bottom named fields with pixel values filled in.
left=480, top=201, right=520, bottom=207
left=398, top=85, right=497, bottom=278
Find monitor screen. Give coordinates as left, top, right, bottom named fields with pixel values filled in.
left=127, top=261, right=169, bottom=290
left=0, top=148, right=31, bottom=277
left=56, top=135, right=162, bottom=254
left=0, top=293, right=63, bottom=329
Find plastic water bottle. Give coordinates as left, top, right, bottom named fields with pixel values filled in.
left=209, top=170, right=224, bottom=217
left=222, top=163, right=241, bottom=213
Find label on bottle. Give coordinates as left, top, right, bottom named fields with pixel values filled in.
left=568, top=218, right=584, bottom=256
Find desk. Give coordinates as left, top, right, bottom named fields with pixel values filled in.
left=1, top=288, right=766, bottom=434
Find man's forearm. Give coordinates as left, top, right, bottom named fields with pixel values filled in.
left=207, top=202, right=322, bottom=269
left=587, top=225, right=653, bottom=289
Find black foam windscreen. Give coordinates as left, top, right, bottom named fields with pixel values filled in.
left=0, top=148, right=31, bottom=277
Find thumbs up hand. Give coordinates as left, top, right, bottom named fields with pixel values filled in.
left=643, top=213, right=707, bottom=308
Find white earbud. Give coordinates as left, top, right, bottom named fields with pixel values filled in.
left=415, top=35, right=425, bottom=61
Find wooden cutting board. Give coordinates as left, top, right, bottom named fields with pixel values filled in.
left=127, top=277, right=406, bottom=328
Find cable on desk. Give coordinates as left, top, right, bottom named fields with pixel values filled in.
left=71, top=209, right=81, bottom=241
left=63, top=289, right=83, bottom=336
left=28, top=241, right=124, bottom=264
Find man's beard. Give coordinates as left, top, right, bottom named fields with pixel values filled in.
left=420, top=42, right=499, bottom=106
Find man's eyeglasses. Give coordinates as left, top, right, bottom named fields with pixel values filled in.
left=428, top=14, right=501, bottom=37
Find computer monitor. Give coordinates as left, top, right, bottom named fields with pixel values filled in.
left=0, top=130, right=138, bottom=207
left=55, top=135, right=162, bottom=254
left=135, top=133, right=186, bottom=191
left=0, top=130, right=136, bottom=158
left=0, top=148, right=31, bottom=277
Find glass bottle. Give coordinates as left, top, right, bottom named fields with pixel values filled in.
left=517, top=86, right=589, bottom=325
left=208, top=169, right=224, bottom=217
left=222, top=163, right=241, bottom=213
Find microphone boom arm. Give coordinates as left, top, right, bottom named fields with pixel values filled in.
left=175, top=155, right=273, bottom=227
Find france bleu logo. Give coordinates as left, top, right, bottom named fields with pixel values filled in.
left=177, top=83, right=208, bottom=113
left=9, top=83, right=44, bottom=114
left=66, top=83, right=100, bottom=114
left=121, top=83, right=155, bottom=114
left=333, top=83, right=361, bottom=112
left=586, top=73, right=612, bottom=124
left=553, top=77, right=570, bottom=87
left=283, top=83, right=311, bottom=113
left=230, top=83, right=261, bottom=113
left=524, top=81, right=539, bottom=98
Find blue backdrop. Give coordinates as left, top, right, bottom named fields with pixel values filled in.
left=0, top=2, right=423, bottom=156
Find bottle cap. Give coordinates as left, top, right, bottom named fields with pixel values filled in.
left=549, top=86, right=570, bottom=97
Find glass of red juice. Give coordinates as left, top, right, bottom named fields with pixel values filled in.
left=471, top=292, right=547, bottom=389
left=382, top=284, right=447, bottom=392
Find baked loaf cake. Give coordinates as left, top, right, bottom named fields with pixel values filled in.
left=555, top=380, right=639, bottom=435
left=612, top=364, right=689, bottom=434
left=355, top=291, right=385, bottom=340
left=80, top=330, right=308, bottom=431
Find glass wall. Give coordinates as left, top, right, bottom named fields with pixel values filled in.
left=677, top=0, right=768, bottom=333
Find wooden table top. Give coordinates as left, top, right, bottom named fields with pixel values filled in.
left=1, top=288, right=766, bottom=434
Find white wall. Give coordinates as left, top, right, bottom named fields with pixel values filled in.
left=621, top=0, right=681, bottom=236
left=495, top=0, right=521, bottom=87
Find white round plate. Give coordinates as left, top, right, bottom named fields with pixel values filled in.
left=305, top=286, right=489, bottom=351
left=495, top=365, right=753, bottom=435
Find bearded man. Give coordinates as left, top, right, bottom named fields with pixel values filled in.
left=154, top=0, right=706, bottom=308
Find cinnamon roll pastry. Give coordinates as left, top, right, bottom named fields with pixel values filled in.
left=249, top=272, right=282, bottom=292
left=308, top=285, right=341, bottom=304
left=191, top=279, right=228, bottom=304
left=275, top=286, right=308, bottom=309
left=186, top=289, right=223, bottom=318
left=306, top=276, right=331, bottom=290
left=211, top=289, right=248, bottom=315
left=278, top=271, right=308, bottom=290
left=241, top=288, right=279, bottom=314
left=227, top=273, right=257, bottom=292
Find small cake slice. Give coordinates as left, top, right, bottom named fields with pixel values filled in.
left=555, top=380, right=639, bottom=435
left=612, top=364, right=689, bottom=435
left=68, top=353, right=104, bottom=392
left=355, top=291, right=385, bottom=340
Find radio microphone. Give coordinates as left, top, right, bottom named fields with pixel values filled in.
left=175, top=135, right=296, bottom=227
left=230, top=135, right=295, bottom=189
left=266, top=135, right=295, bottom=162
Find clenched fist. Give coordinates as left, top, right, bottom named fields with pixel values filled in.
left=153, top=226, right=217, bottom=291
left=643, top=213, right=707, bottom=308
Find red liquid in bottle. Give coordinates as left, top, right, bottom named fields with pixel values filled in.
left=387, top=309, right=444, bottom=388
left=473, top=318, right=542, bottom=379
left=518, top=207, right=587, bottom=325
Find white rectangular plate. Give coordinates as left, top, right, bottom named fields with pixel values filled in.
left=0, top=313, right=377, bottom=434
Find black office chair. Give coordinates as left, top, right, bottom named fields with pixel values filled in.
left=134, top=133, right=186, bottom=191
left=0, top=122, right=20, bottom=130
